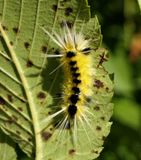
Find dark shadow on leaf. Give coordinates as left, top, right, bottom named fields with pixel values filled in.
left=40, top=57, right=66, bottom=128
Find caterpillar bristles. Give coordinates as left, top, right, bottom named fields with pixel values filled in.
left=49, top=61, right=66, bottom=75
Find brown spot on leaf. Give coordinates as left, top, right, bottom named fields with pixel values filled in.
left=94, top=106, right=100, bottom=111
left=100, top=116, right=105, bottom=121
left=26, top=60, right=33, bottom=67
left=85, top=96, right=91, bottom=103
left=49, top=127, right=53, bottom=131
left=24, top=42, right=30, bottom=49
left=7, top=117, right=14, bottom=124
left=94, top=79, right=104, bottom=89
left=2, top=25, right=8, bottom=31
left=52, top=4, right=57, bottom=11
left=13, top=27, right=19, bottom=33
left=41, top=46, right=47, bottom=53
left=96, top=126, right=101, bottom=131
left=37, top=92, right=46, bottom=99
left=7, top=95, right=13, bottom=102
left=54, top=49, right=60, bottom=55
left=41, top=131, right=52, bottom=141
left=48, top=111, right=52, bottom=115
left=65, top=7, right=73, bottom=16
left=10, top=41, right=13, bottom=45
left=69, top=149, right=75, bottom=155
left=0, top=97, right=5, bottom=105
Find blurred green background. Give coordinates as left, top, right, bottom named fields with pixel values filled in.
left=88, top=0, right=141, bottom=159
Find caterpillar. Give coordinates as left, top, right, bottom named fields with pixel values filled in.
left=43, top=23, right=94, bottom=125
left=41, top=22, right=100, bottom=159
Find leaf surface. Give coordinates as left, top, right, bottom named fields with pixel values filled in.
left=0, top=0, right=114, bottom=160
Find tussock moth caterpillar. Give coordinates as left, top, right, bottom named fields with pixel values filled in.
left=41, top=21, right=111, bottom=160
left=42, top=22, right=94, bottom=124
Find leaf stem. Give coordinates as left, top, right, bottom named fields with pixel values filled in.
left=0, top=23, right=43, bottom=160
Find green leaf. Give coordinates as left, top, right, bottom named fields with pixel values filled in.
left=114, top=98, right=140, bottom=130
left=0, top=0, right=114, bottom=160
left=0, top=129, right=17, bottom=160
left=104, top=48, right=134, bottom=96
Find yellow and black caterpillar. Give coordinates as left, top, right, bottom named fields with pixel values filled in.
left=43, top=23, right=94, bottom=129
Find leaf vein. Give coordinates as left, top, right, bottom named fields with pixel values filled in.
left=1, top=126, right=33, bottom=146
left=0, top=94, right=31, bottom=122
left=28, top=0, right=41, bottom=56
left=13, top=0, right=24, bottom=47
left=0, top=51, right=12, bottom=61
left=0, top=82, right=27, bottom=102
left=0, top=67, right=22, bottom=85
left=0, top=107, right=33, bottom=136
left=1, top=0, right=6, bottom=22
